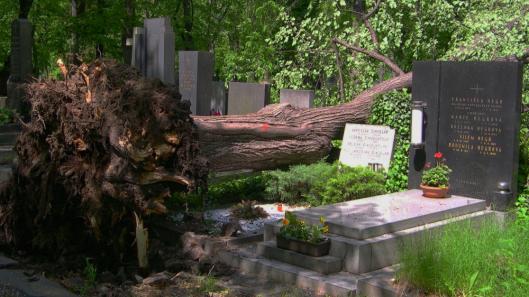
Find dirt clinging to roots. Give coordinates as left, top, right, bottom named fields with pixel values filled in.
left=0, top=60, right=207, bottom=263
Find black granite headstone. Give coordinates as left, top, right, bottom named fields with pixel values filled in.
left=178, top=51, right=213, bottom=115
left=211, top=81, right=227, bottom=115
left=6, top=19, right=32, bottom=113
left=227, top=82, right=270, bottom=115
left=144, top=17, right=175, bottom=85
left=280, top=89, right=314, bottom=108
left=131, top=27, right=146, bottom=75
left=408, top=61, right=522, bottom=209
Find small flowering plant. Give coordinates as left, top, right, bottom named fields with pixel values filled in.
left=421, top=152, right=452, bottom=188
left=279, top=212, right=328, bottom=244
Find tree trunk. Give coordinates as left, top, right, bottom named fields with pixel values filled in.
left=195, top=72, right=412, bottom=174
left=182, top=0, right=193, bottom=50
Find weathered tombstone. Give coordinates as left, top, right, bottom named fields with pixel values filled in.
left=131, top=27, right=146, bottom=74
left=227, top=82, right=270, bottom=115
left=211, top=81, right=227, bottom=115
left=339, top=123, right=396, bottom=171
left=6, top=19, right=32, bottom=113
left=280, top=89, right=314, bottom=108
left=143, top=17, right=175, bottom=85
left=408, top=61, right=522, bottom=209
left=178, top=51, right=213, bottom=115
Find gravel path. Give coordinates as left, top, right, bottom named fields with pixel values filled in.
left=204, top=203, right=307, bottom=236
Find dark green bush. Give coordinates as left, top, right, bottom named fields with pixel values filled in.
left=369, top=90, right=411, bottom=192
left=264, top=162, right=386, bottom=206
left=207, top=174, right=266, bottom=206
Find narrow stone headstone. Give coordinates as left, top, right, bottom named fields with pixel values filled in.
left=280, top=89, right=314, bottom=108
left=408, top=61, right=522, bottom=207
left=144, top=17, right=175, bottom=85
left=339, top=123, right=396, bottom=171
left=6, top=19, right=32, bottom=113
left=131, top=27, right=146, bottom=75
left=227, top=82, right=270, bottom=115
left=178, top=51, right=213, bottom=115
left=211, top=81, right=227, bottom=115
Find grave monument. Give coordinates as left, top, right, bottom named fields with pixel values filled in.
left=280, top=89, right=314, bottom=108
left=227, top=82, right=270, bottom=115
left=408, top=61, right=522, bottom=209
left=211, top=81, right=227, bottom=115
left=6, top=19, right=32, bottom=114
left=178, top=51, right=213, bottom=115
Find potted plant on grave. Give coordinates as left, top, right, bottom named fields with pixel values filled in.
left=277, top=211, right=330, bottom=257
left=420, top=152, right=452, bottom=198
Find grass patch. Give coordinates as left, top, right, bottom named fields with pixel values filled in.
left=398, top=216, right=529, bottom=297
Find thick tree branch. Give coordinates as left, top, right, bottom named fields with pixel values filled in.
left=332, top=38, right=404, bottom=75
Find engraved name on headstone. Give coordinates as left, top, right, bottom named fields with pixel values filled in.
left=178, top=51, right=213, bottom=115
left=409, top=61, right=522, bottom=208
left=227, top=82, right=270, bottom=115
left=339, top=123, right=396, bottom=170
left=280, top=89, right=314, bottom=108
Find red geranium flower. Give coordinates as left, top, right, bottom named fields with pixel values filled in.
left=434, top=152, right=443, bottom=159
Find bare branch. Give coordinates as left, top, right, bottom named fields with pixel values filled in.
left=332, top=38, right=404, bottom=76
left=363, top=19, right=379, bottom=48
left=362, top=0, right=382, bottom=20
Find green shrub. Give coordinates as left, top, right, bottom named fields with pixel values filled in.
left=264, top=162, right=386, bottom=206
left=264, top=161, right=337, bottom=204
left=398, top=218, right=529, bottom=297
left=0, top=108, right=13, bottom=125
left=314, top=166, right=387, bottom=206
left=369, top=90, right=411, bottom=192
left=208, top=174, right=266, bottom=206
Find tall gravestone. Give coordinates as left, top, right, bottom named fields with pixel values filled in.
left=130, top=17, right=175, bottom=85
left=227, top=82, right=270, bottom=115
left=6, top=19, right=32, bottom=113
left=178, top=51, right=213, bottom=115
left=280, top=89, right=314, bottom=108
left=408, top=61, right=522, bottom=209
left=211, top=81, right=227, bottom=115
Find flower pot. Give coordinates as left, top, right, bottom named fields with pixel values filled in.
left=420, top=184, right=449, bottom=198
left=276, top=234, right=330, bottom=257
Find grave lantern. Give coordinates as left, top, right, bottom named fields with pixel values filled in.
left=411, top=101, right=426, bottom=148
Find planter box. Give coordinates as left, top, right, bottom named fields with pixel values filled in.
left=276, top=234, right=330, bottom=257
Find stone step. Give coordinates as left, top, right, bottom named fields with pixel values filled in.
left=218, top=246, right=360, bottom=297
left=292, top=190, right=487, bottom=240
left=266, top=210, right=498, bottom=274
left=0, top=165, right=12, bottom=183
left=257, top=241, right=342, bottom=275
left=0, top=132, right=19, bottom=145
left=0, top=146, right=15, bottom=165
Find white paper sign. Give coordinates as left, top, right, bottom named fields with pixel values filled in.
left=339, top=124, right=396, bottom=170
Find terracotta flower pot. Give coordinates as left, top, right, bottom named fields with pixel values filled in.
left=420, top=184, right=449, bottom=198
left=276, top=234, right=330, bottom=257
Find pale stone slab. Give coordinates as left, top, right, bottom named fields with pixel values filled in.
left=339, top=123, right=395, bottom=171
left=294, top=189, right=486, bottom=240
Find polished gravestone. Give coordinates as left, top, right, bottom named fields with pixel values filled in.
left=280, top=89, right=314, bottom=108
left=6, top=19, right=32, bottom=113
left=227, top=82, right=270, bottom=115
left=211, top=81, right=227, bottom=115
left=144, top=17, right=175, bottom=85
left=178, top=51, right=213, bottom=115
left=408, top=61, right=522, bottom=209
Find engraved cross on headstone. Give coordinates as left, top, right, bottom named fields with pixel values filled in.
left=470, top=83, right=484, bottom=96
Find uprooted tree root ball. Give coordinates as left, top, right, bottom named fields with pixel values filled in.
left=0, top=60, right=208, bottom=264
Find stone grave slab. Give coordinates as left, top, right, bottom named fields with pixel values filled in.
left=408, top=61, right=522, bottom=208
left=339, top=123, right=395, bottom=171
left=280, top=89, right=314, bottom=108
left=293, top=189, right=486, bottom=240
left=227, top=82, right=270, bottom=115
left=144, top=17, right=175, bottom=85
left=211, top=81, right=227, bottom=115
left=178, top=51, right=213, bottom=115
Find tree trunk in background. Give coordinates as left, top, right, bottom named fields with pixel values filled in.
left=19, top=0, right=33, bottom=18
left=182, top=0, right=193, bottom=50
left=194, top=72, right=412, bottom=174
left=95, top=0, right=105, bottom=58
left=70, top=0, right=85, bottom=64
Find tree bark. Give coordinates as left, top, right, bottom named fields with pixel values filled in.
left=194, top=72, right=413, bottom=174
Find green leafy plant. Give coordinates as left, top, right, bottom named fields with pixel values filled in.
left=0, top=108, right=13, bottom=125
left=230, top=200, right=269, bottom=220
left=421, top=152, right=452, bottom=188
left=279, top=212, right=328, bottom=244
left=78, top=258, right=97, bottom=296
